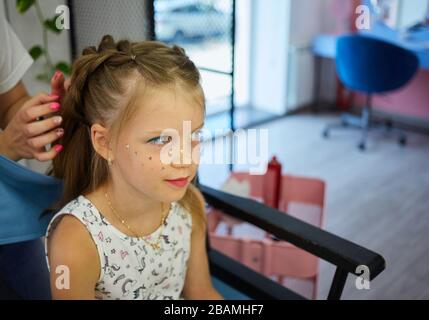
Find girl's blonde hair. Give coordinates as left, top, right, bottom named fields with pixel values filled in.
left=50, top=35, right=206, bottom=227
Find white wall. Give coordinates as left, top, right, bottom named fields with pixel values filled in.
left=286, top=0, right=334, bottom=111
left=247, top=0, right=337, bottom=115
left=248, top=0, right=291, bottom=115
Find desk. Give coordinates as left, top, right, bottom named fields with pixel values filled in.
left=313, top=22, right=429, bottom=69
left=312, top=22, right=429, bottom=116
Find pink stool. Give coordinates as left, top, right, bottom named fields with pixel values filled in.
left=207, top=173, right=326, bottom=299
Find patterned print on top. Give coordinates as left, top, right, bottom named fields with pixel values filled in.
left=45, top=195, right=192, bottom=300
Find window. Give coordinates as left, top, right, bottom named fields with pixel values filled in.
left=154, top=0, right=234, bottom=118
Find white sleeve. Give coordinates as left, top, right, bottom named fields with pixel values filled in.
left=0, top=17, right=33, bottom=94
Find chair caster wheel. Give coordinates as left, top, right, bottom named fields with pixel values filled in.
left=322, top=129, right=329, bottom=138
left=358, top=143, right=366, bottom=151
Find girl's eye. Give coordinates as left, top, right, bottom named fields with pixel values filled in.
left=191, top=129, right=204, bottom=142
left=148, top=135, right=172, bottom=145
left=148, top=129, right=204, bottom=145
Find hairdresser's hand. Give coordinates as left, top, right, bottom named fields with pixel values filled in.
left=0, top=93, right=64, bottom=162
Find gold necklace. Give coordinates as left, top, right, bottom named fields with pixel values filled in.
left=104, top=192, right=169, bottom=250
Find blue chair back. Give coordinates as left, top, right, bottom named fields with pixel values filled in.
left=336, top=35, right=419, bottom=94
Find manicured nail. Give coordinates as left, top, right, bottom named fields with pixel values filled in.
left=49, top=93, right=59, bottom=99
left=56, top=128, right=64, bottom=136
left=54, top=145, right=63, bottom=153
left=53, top=116, right=62, bottom=124
left=53, top=71, right=63, bottom=80
left=50, top=103, right=61, bottom=111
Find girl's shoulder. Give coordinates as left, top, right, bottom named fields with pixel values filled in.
left=45, top=196, right=102, bottom=286
left=47, top=212, right=97, bottom=255
left=49, top=195, right=105, bottom=230
left=45, top=195, right=103, bottom=263
left=46, top=195, right=101, bottom=253
left=45, top=210, right=101, bottom=298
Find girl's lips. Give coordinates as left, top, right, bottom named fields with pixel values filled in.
left=165, top=177, right=189, bottom=188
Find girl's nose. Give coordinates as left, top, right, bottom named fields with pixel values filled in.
left=170, top=148, right=190, bottom=168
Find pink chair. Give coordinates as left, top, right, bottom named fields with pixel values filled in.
left=207, top=172, right=326, bottom=299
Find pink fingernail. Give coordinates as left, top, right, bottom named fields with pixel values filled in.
left=50, top=103, right=61, bottom=111
left=54, top=145, right=63, bottom=153
left=53, top=71, right=62, bottom=80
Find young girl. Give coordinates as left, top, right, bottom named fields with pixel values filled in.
left=45, top=35, right=223, bottom=300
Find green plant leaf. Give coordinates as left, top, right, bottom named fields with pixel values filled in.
left=44, top=16, right=62, bottom=34
left=55, top=62, right=72, bottom=75
left=29, top=45, right=44, bottom=60
left=36, top=72, right=50, bottom=83
left=16, top=0, right=35, bottom=14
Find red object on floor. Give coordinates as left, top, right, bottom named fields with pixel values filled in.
left=263, top=156, right=282, bottom=209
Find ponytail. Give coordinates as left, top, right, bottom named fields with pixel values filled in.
left=50, top=37, right=119, bottom=209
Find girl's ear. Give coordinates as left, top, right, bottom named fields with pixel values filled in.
left=90, top=123, right=112, bottom=161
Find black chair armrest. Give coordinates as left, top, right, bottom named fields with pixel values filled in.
left=201, top=184, right=386, bottom=299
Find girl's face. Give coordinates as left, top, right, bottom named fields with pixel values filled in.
left=111, top=85, right=205, bottom=203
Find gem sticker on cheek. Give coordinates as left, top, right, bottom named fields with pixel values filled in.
left=125, top=143, right=153, bottom=167
left=125, top=144, right=139, bottom=156
left=127, top=145, right=145, bottom=168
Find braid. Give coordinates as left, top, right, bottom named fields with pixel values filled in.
left=172, top=45, right=187, bottom=57
left=67, top=36, right=135, bottom=125
left=98, top=34, right=116, bottom=52
left=116, top=39, right=133, bottom=54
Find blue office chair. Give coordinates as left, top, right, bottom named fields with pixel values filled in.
left=322, top=35, right=419, bottom=150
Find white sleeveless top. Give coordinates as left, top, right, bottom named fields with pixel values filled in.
left=45, top=195, right=192, bottom=300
